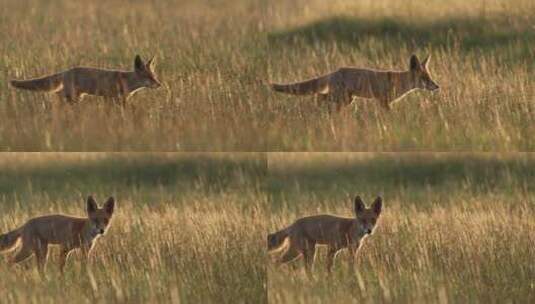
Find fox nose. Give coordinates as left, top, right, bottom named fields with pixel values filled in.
left=99, top=229, right=105, bottom=234
left=366, top=229, right=372, bottom=234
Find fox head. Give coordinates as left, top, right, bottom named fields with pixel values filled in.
left=409, top=54, right=439, bottom=91
left=134, top=55, right=161, bottom=89
left=86, top=195, right=115, bottom=236
left=353, top=196, right=382, bottom=236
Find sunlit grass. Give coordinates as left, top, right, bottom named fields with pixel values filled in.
left=0, top=0, right=268, bottom=151
left=0, top=153, right=267, bottom=303
left=265, top=0, right=535, bottom=150
left=268, top=153, right=535, bottom=303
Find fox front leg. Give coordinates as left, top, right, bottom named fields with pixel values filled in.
left=79, top=243, right=94, bottom=272
left=34, top=241, right=49, bottom=278
left=326, top=246, right=341, bottom=273
left=348, top=243, right=360, bottom=271
left=302, top=240, right=317, bottom=277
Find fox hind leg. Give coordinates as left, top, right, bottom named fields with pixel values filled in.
left=60, top=84, right=81, bottom=104
left=64, top=93, right=81, bottom=104
left=278, top=242, right=301, bottom=264
left=10, top=242, right=33, bottom=265
left=320, top=91, right=351, bottom=113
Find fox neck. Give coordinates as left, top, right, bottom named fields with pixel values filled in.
left=388, top=71, right=418, bottom=101
left=122, top=72, right=148, bottom=96
left=350, top=221, right=369, bottom=240
left=81, top=219, right=100, bottom=244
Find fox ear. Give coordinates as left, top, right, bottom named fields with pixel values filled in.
left=372, top=196, right=383, bottom=215
left=409, top=54, right=421, bottom=71
left=354, top=196, right=366, bottom=215
left=103, top=197, right=115, bottom=215
left=87, top=196, right=98, bottom=214
left=146, top=56, right=156, bottom=70
left=134, top=55, right=145, bottom=72
left=421, top=54, right=431, bottom=70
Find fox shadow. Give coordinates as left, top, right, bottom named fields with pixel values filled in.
left=268, top=16, right=535, bottom=57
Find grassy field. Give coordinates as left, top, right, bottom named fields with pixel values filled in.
left=0, top=0, right=269, bottom=151
left=265, top=0, right=535, bottom=150
left=2, top=0, right=535, bottom=151
left=268, top=153, right=535, bottom=303
left=0, top=153, right=267, bottom=303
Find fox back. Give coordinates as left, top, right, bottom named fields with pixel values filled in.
left=295, top=196, right=382, bottom=246
left=60, top=56, right=161, bottom=97
left=268, top=196, right=382, bottom=252
left=0, top=195, right=116, bottom=276
left=271, top=54, right=439, bottom=110
left=19, top=196, right=115, bottom=246
left=10, top=55, right=161, bottom=102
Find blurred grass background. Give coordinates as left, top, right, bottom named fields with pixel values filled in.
left=268, top=153, right=535, bottom=303
left=0, top=153, right=267, bottom=303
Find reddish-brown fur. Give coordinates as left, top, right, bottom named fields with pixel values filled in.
left=0, top=196, right=115, bottom=276
left=268, top=196, right=382, bottom=274
left=10, top=55, right=160, bottom=105
left=271, top=54, right=439, bottom=111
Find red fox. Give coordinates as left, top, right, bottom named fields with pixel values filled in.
left=268, top=196, right=382, bottom=273
left=10, top=55, right=161, bottom=105
left=0, top=196, right=115, bottom=276
left=271, top=54, right=439, bottom=111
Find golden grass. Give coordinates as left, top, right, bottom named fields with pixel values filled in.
left=268, top=153, right=535, bottom=302
left=265, top=0, right=535, bottom=150
left=0, top=154, right=267, bottom=303
left=1, top=0, right=268, bottom=151
left=2, top=1, right=535, bottom=150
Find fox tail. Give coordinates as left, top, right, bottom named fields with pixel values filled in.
left=268, top=228, right=290, bottom=251
left=10, top=73, right=63, bottom=92
left=0, top=227, right=22, bottom=252
left=270, top=74, right=330, bottom=95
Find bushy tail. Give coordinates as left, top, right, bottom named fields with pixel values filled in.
left=270, top=74, right=330, bottom=95
left=268, top=228, right=289, bottom=251
left=0, top=227, right=22, bottom=252
left=10, top=73, right=63, bottom=92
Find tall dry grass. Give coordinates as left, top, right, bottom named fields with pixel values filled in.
left=2, top=1, right=535, bottom=151
left=0, top=153, right=267, bottom=303
left=268, top=153, right=535, bottom=303
left=265, top=0, right=535, bottom=150
left=0, top=0, right=269, bottom=151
